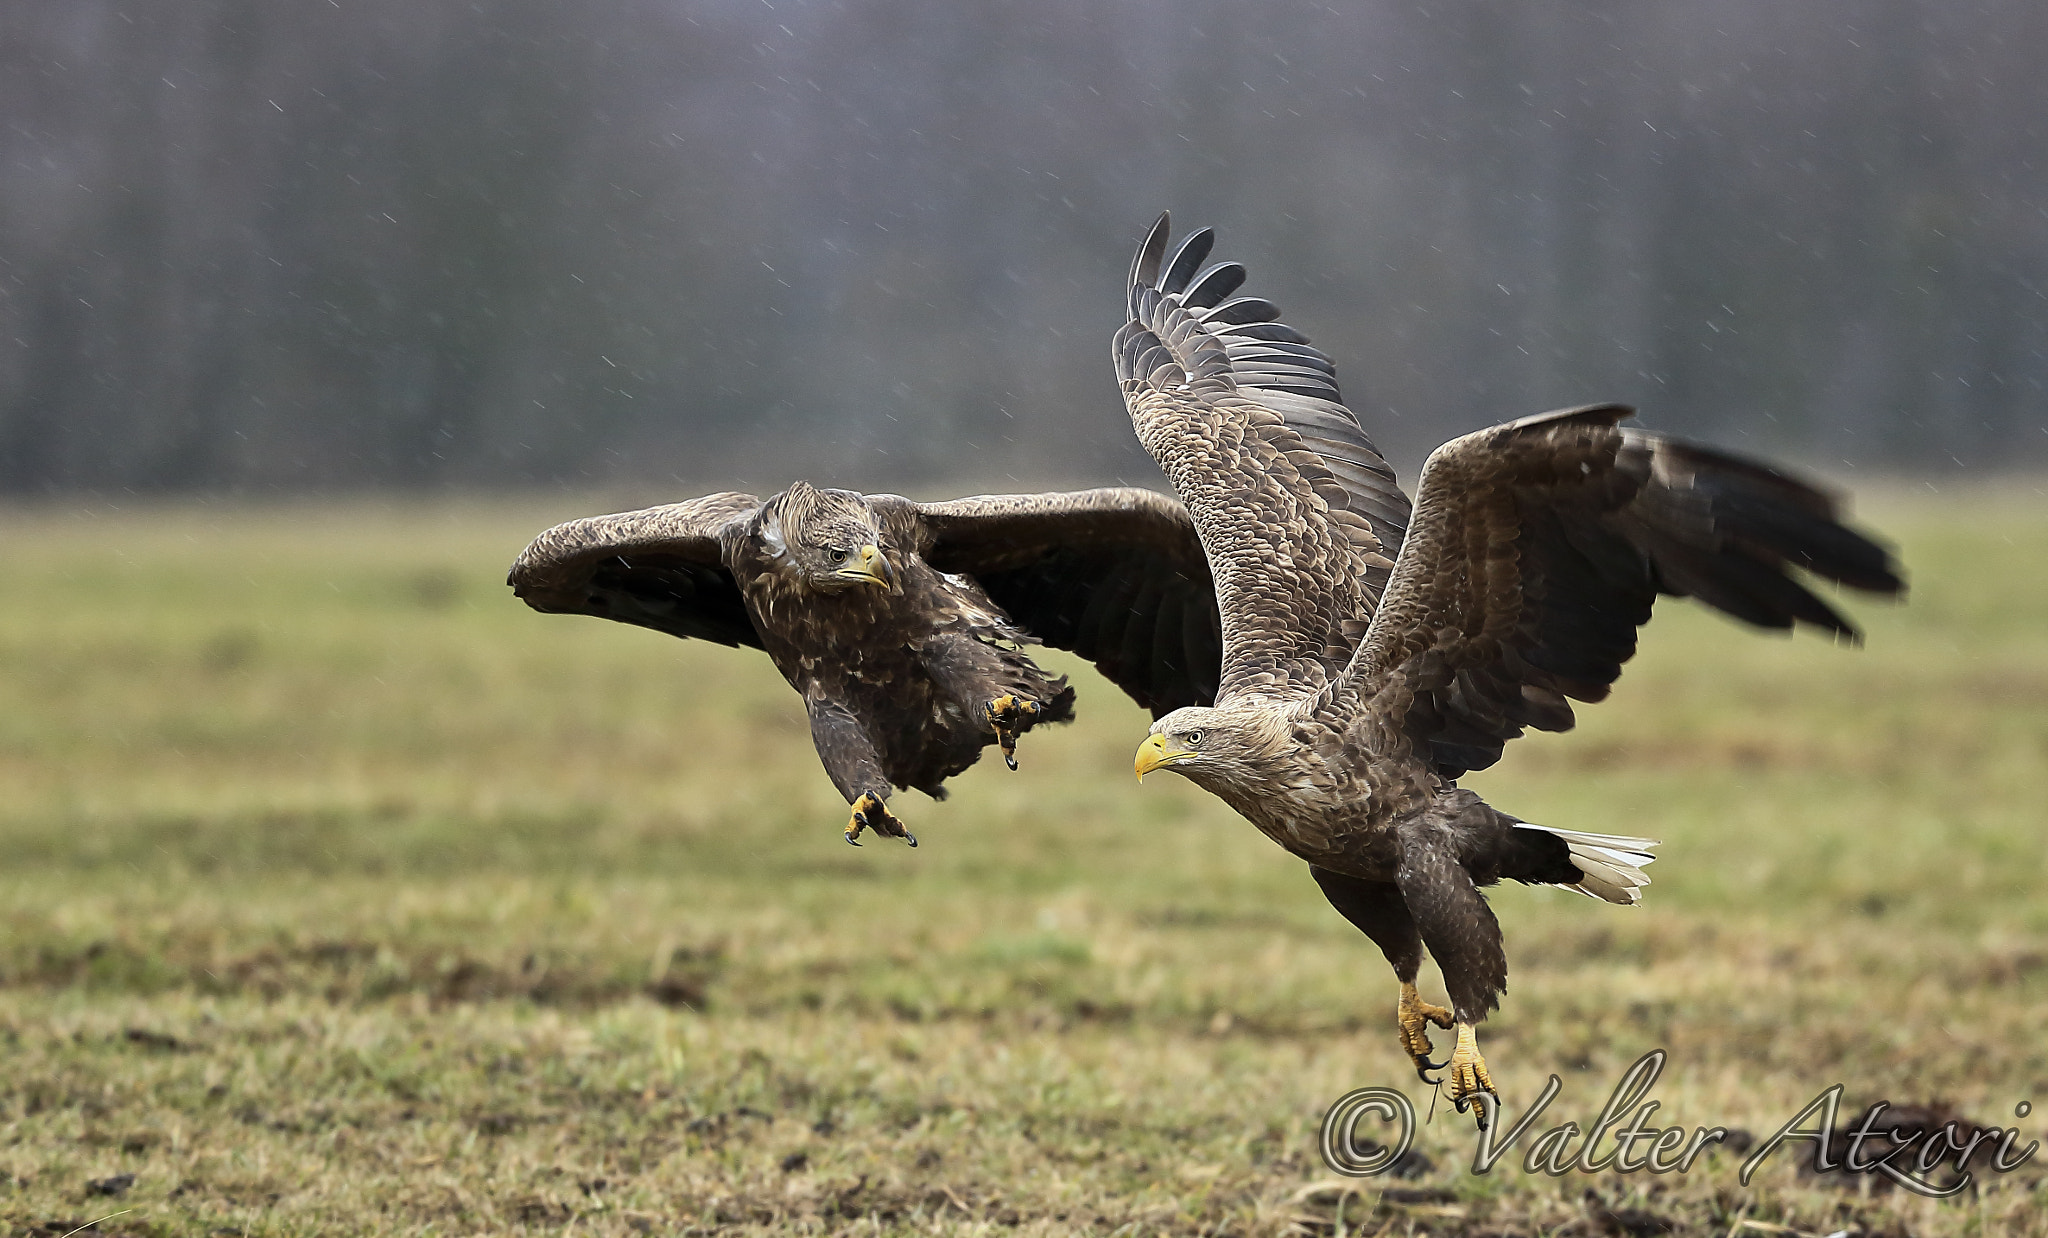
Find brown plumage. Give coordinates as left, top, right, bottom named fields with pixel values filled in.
left=510, top=482, right=1217, bottom=843
left=1119, top=213, right=1905, bottom=1123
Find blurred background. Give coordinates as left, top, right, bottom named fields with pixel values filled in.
left=5, top=0, right=2045, bottom=498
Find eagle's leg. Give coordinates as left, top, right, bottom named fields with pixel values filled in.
left=1398, top=981, right=1455, bottom=1075
left=805, top=693, right=916, bottom=848
left=918, top=634, right=1065, bottom=771
left=1394, top=830, right=1508, bottom=1129
left=983, top=694, right=1046, bottom=770
left=1308, top=867, right=1449, bottom=1079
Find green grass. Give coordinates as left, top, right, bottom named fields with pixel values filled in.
left=1, top=485, right=2044, bottom=1236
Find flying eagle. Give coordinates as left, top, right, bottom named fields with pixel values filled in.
left=1118, top=214, right=1903, bottom=1123
left=510, top=482, right=1218, bottom=843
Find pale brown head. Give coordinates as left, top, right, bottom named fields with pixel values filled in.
left=1134, top=703, right=1290, bottom=798
left=760, top=481, right=896, bottom=593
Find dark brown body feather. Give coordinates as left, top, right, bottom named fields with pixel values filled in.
left=726, top=521, right=1075, bottom=798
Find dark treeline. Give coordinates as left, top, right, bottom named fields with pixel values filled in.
left=3, top=1, right=2045, bottom=494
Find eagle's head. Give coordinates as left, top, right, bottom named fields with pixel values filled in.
left=1134, top=704, right=1291, bottom=796
left=762, top=481, right=896, bottom=593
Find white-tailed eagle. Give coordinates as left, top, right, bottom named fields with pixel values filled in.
left=1118, top=214, right=1904, bottom=1123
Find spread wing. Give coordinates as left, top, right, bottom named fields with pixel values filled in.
left=1341, top=404, right=1905, bottom=775
left=507, top=491, right=761, bottom=648
left=1114, top=212, right=1410, bottom=704
left=872, top=488, right=1220, bottom=716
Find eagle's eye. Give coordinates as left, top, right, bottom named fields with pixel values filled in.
left=828, top=547, right=849, bottom=564
left=1184, top=729, right=1204, bottom=747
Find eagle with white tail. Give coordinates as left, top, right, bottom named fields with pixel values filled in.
left=1118, top=214, right=1904, bottom=1124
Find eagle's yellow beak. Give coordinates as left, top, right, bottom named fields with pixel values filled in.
left=1134, top=732, right=1192, bottom=781
left=834, top=544, right=894, bottom=589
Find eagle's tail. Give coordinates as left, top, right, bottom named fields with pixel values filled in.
left=1520, top=824, right=1659, bottom=906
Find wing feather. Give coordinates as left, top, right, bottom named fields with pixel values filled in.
left=882, top=488, right=1221, bottom=717
left=507, top=492, right=761, bottom=648
left=1340, top=405, right=1904, bottom=774
left=1181, top=262, right=1248, bottom=308
left=1115, top=213, right=1411, bottom=703
left=1158, top=228, right=1215, bottom=296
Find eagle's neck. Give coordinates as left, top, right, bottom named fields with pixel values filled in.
left=1190, top=710, right=1380, bottom=860
left=747, top=507, right=800, bottom=575
left=736, top=526, right=813, bottom=603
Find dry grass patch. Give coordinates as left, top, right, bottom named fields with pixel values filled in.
left=0, top=487, right=2044, bottom=1234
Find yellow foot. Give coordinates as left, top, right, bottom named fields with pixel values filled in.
left=1397, top=981, right=1455, bottom=1079
left=844, top=792, right=916, bottom=848
left=983, top=694, right=1046, bottom=770
left=1444, top=1022, right=1498, bottom=1129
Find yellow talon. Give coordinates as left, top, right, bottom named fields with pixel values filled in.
left=845, top=792, right=916, bottom=848
left=1444, top=1022, right=1498, bottom=1128
left=1397, top=981, right=1455, bottom=1077
left=983, top=694, right=1041, bottom=771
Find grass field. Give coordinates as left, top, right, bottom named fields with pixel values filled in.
left=2, top=485, right=2044, bottom=1236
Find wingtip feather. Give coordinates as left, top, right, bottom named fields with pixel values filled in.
left=1129, top=212, right=1171, bottom=312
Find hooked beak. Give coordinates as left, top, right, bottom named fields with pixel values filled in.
left=1134, top=732, right=1192, bottom=781
left=834, top=543, right=894, bottom=590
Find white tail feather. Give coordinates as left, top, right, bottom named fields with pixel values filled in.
left=1519, top=824, right=1659, bottom=906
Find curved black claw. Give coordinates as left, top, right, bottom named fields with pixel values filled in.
left=1467, top=1093, right=1497, bottom=1132
left=1451, top=1091, right=1499, bottom=1132
left=1414, top=1058, right=1446, bottom=1080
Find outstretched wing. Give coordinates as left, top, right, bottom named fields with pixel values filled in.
left=507, top=492, right=761, bottom=648
left=872, top=488, right=1220, bottom=717
left=1341, top=405, right=1905, bottom=775
left=1114, top=213, right=1410, bottom=705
